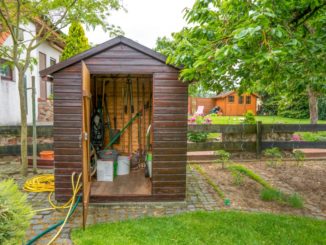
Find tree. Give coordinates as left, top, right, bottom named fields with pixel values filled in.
left=61, top=22, right=90, bottom=61
left=165, top=0, right=326, bottom=124
left=0, top=0, right=122, bottom=176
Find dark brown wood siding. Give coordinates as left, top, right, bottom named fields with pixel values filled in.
left=52, top=43, right=188, bottom=202
left=53, top=64, right=83, bottom=201
left=152, top=73, right=188, bottom=200
left=84, top=44, right=177, bottom=74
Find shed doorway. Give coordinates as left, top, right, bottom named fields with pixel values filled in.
left=87, top=73, right=153, bottom=198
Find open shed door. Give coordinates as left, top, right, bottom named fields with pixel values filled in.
left=82, top=61, right=91, bottom=229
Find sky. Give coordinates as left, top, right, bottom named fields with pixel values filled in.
left=87, top=0, right=195, bottom=49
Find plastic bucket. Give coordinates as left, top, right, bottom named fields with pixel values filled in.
left=117, top=156, right=130, bottom=175
left=40, top=151, right=54, bottom=160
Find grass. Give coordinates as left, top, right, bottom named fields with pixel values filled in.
left=260, top=188, right=304, bottom=208
left=71, top=211, right=326, bottom=245
left=227, top=164, right=304, bottom=208
left=209, top=115, right=326, bottom=125
left=227, top=164, right=272, bottom=189
left=193, top=164, right=225, bottom=198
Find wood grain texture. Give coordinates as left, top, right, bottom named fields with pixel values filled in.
left=52, top=41, right=188, bottom=202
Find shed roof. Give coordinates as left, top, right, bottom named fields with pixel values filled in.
left=211, top=90, right=259, bottom=99
left=40, top=36, right=179, bottom=76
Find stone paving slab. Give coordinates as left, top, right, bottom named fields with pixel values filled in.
left=0, top=160, right=221, bottom=245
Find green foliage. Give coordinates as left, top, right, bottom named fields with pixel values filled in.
left=277, top=92, right=309, bottom=119
left=260, top=188, right=304, bottom=208
left=214, top=150, right=231, bottom=169
left=164, top=0, right=326, bottom=122
left=293, top=150, right=305, bottom=166
left=0, top=179, right=33, bottom=244
left=243, top=110, right=256, bottom=124
left=61, top=22, right=90, bottom=61
left=187, top=115, right=210, bottom=143
left=193, top=164, right=225, bottom=198
left=227, top=164, right=272, bottom=189
left=263, top=147, right=283, bottom=167
left=298, top=131, right=326, bottom=142
left=318, top=97, right=326, bottom=120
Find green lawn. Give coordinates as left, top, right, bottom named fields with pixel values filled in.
left=72, top=211, right=326, bottom=245
left=210, top=115, right=326, bottom=124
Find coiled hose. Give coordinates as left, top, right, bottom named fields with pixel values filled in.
left=25, top=172, right=82, bottom=245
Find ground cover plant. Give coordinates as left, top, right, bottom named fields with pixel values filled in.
left=227, top=164, right=303, bottom=208
left=72, top=211, right=326, bottom=245
left=0, top=179, right=33, bottom=245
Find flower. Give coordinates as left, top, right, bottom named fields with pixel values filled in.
left=292, top=134, right=301, bottom=141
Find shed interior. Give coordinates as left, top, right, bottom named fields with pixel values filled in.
left=89, top=74, right=153, bottom=197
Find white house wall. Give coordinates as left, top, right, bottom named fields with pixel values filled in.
left=0, top=23, right=62, bottom=125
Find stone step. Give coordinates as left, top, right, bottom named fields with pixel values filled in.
left=294, top=148, right=326, bottom=158
left=187, top=151, right=217, bottom=161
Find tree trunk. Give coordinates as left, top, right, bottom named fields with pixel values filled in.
left=18, top=73, right=28, bottom=176
left=307, top=86, right=318, bottom=124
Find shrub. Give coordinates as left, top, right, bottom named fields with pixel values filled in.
left=187, top=115, right=211, bottom=143
left=318, top=97, right=326, bottom=120
left=243, top=110, right=256, bottom=124
left=0, top=179, right=33, bottom=245
left=293, top=150, right=305, bottom=166
left=263, top=147, right=283, bottom=167
left=214, top=150, right=231, bottom=168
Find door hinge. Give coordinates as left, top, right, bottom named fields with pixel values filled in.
left=83, top=132, right=88, bottom=141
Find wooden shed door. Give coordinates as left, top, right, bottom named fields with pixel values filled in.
left=82, top=61, right=91, bottom=229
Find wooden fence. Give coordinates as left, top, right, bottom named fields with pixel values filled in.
left=188, top=122, right=326, bottom=154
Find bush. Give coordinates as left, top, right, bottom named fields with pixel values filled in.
left=214, top=150, right=231, bottom=168
left=263, top=147, right=283, bottom=167
left=277, top=92, right=309, bottom=119
left=318, top=97, right=326, bottom=120
left=243, top=110, right=256, bottom=124
left=0, top=179, right=33, bottom=245
left=188, top=115, right=211, bottom=143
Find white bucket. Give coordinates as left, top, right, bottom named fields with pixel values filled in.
left=117, top=156, right=130, bottom=175
left=97, top=160, right=114, bottom=181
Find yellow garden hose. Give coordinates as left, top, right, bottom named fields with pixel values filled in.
left=24, top=172, right=82, bottom=244
left=24, top=174, right=81, bottom=211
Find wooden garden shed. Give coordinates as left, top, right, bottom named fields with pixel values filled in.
left=40, top=36, right=188, bottom=212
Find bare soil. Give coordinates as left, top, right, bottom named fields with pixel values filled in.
left=200, top=160, right=326, bottom=218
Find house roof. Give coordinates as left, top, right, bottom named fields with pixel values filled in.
left=0, top=32, right=10, bottom=46
left=40, top=36, right=180, bottom=76
left=211, top=90, right=259, bottom=99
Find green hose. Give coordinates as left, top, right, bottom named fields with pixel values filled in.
left=26, top=195, right=81, bottom=245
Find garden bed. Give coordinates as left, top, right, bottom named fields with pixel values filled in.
left=200, top=160, right=326, bottom=218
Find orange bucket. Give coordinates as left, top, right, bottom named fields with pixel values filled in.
left=40, top=150, right=54, bottom=160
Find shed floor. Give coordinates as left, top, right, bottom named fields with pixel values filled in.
left=91, top=169, right=152, bottom=197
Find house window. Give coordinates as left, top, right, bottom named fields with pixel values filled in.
left=228, top=95, right=234, bottom=103
left=238, top=96, right=244, bottom=104
left=50, top=57, right=56, bottom=67
left=0, top=59, right=13, bottom=81
left=246, top=96, right=251, bottom=104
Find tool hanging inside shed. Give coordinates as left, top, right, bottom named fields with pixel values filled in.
left=121, top=85, right=125, bottom=153
left=109, top=78, right=120, bottom=144
left=91, top=78, right=105, bottom=152
left=136, top=78, right=143, bottom=168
